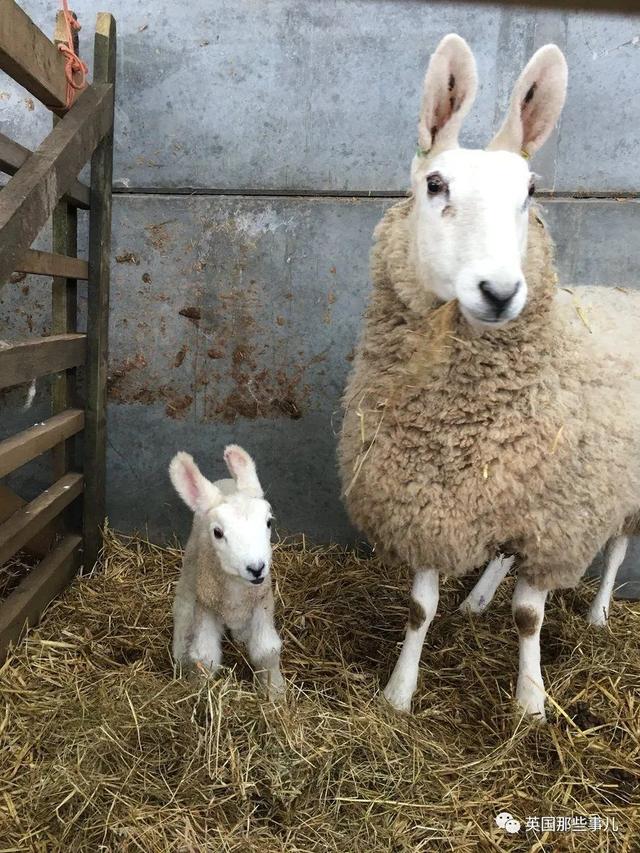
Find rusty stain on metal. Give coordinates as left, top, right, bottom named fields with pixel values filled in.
left=115, top=252, right=140, bottom=265
left=108, top=352, right=195, bottom=420
left=173, top=345, right=188, bottom=368
left=179, top=306, right=201, bottom=321
left=145, top=221, right=172, bottom=251
left=165, top=394, right=193, bottom=419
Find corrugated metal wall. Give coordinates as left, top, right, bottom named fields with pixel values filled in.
left=1, top=1, right=639, bottom=594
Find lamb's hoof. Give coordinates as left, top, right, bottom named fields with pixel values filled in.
left=267, top=681, right=286, bottom=703
left=261, top=671, right=286, bottom=702
left=382, top=680, right=414, bottom=713
left=193, top=660, right=220, bottom=678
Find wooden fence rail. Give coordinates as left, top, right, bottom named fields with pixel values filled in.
left=0, top=2, right=115, bottom=661
left=0, top=410, right=85, bottom=479
left=0, top=133, right=90, bottom=209
left=0, top=83, right=113, bottom=284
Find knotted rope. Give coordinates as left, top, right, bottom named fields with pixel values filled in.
left=58, top=0, right=88, bottom=109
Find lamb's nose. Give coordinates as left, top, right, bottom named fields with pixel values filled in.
left=478, top=280, right=521, bottom=316
left=247, top=562, right=265, bottom=578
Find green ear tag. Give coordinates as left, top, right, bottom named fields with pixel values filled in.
left=416, top=145, right=431, bottom=158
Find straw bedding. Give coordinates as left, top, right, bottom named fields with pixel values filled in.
left=1, top=529, right=638, bottom=851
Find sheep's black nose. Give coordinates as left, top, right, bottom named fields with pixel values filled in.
left=247, top=562, right=265, bottom=578
left=478, top=280, right=521, bottom=317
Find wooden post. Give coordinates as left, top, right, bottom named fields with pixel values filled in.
left=84, top=13, right=116, bottom=572
left=51, top=11, right=79, bottom=528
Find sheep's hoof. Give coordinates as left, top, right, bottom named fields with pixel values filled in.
left=587, top=606, right=608, bottom=628
left=516, top=691, right=547, bottom=722
left=458, top=595, right=486, bottom=615
left=382, top=681, right=414, bottom=713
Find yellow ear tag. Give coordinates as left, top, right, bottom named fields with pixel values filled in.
left=521, top=149, right=530, bottom=160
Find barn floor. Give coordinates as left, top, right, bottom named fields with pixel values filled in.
left=1, top=530, right=639, bottom=852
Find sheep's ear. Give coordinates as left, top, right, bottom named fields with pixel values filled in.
left=223, top=444, right=263, bottom=497
left=487, top=44, right=567, bottom=158
left=417, top=34, right=478, bottom=156
left=169, top=452, right=221, bottom=513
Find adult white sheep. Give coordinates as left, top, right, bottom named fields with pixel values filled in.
left=339, top=34, right=640, bottom=719
left=169, top=445, right=284, bottom=698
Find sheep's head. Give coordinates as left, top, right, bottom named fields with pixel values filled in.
left=410, top=34, right=567, bottom=330
left=169, top=446, right=273, bottom=586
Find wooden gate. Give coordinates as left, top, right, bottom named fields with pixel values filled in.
left=0, top=1, right=116, bottom=659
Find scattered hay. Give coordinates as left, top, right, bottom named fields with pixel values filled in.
left=0, top=529, right=638, bottom=851
left=0, top=550, right=37, bottom=600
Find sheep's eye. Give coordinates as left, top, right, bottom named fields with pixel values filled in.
left=426, top=172, right=446, bottom=195
left=213, top=527, right=224, bottom=540
left=266, top=518, right=272, bottom=529
left=528, top=178, right=536, bottom=197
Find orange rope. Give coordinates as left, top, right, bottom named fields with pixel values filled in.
left=58, top=0, right=88, bottom=109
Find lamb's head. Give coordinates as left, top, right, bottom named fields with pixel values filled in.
left=169, top=446, right=273, bottom=586
left=409, top=34, right=567, bottom=330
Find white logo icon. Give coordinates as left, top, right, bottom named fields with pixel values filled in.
left=495, top=812, right=521, bottom=834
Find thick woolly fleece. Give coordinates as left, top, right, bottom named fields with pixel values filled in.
left=176, top=513, right=272, bottom=633
left=339, top=198, right=640, bottom=590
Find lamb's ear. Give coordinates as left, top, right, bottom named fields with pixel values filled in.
left=487, top=44, right=567, bottom=158
left=223, top=444, right=263, bottom=497
left=169, top=452, right=221, bottom=513
left=417, top=34, right=478, bottom=156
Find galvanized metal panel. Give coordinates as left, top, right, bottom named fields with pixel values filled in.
left=5, top=1, right=639, bottom=192
left=2, top=0, right=639, bottom=592
left=4, top=196, right=639, bottom=596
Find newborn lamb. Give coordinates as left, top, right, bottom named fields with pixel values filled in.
left=169, top=445, right=284, bottom=698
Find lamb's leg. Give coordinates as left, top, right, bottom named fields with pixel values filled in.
left=512, top=577, right=548, bottom=720
left=172, top=591, right=196, bottom=665
left=383, top=569, right=439, bottom=713
left=459, top=554, right=515, bottom=614
left=188, top=603, right=223, bottom=672
left=243, top=603, right=284, bottom=699
left=588, top=535, right=628, bottom=627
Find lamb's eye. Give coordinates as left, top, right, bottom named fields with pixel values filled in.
left=426, top=172, right=446, bottom=195
left=213, top=527, right=224, bottom=540
left=266, top=518, right=272, bottom=529
left=528, top=178, right=536, bottom=197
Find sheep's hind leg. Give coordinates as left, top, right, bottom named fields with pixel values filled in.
left=588, top=535, right=628, bottom=627
left=512, top=577, right=548, bottom=720
left=383, top=569, right=439, bottom=713
left=459, top=553, right=515, bottom=614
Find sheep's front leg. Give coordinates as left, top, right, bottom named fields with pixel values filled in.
left=588, top=535, right=628, bottom=627
left=512, top=577, right=547, bottom=719
left=243, top=603, right=285, bottom=699
left=189, top=603, right=223, bottom=673
left=383, top=569, right=439, bottom=712
left=459, top=553, right=515, bottom=614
